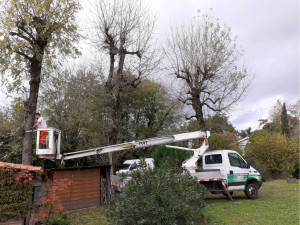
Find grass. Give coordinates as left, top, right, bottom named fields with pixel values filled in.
left=68, top=180, right=299, bottom=225
left=206, top=180, right=299, bottom=225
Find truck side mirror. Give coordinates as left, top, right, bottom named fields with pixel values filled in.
left=246, top=162, right=251, bottom=169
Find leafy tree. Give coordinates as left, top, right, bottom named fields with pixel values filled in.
left=205, top=113, right=235, bottom=133
left=281, top=102, right=290, bottom=137
left=128, top=81, right=182, bottom=139
left=239, top=127, right=252, bottom=138
left=208, top=132, right=238, bottom=151
left=165, top=11, right=250, bottom=130
left=106, top=160, right=207, bottom=225
left=0, top=0, right=81, bottom=165
left=152, top=145, right=193, bottom=167
left=262, top=122, right=281, bottom=134
left=247, top=131, right=299, bottom=178
left=259, top=99, right=299, bottom=138
left=39, top=69, right=108, bottom=167
left=0, top=100, right=24, bottom=163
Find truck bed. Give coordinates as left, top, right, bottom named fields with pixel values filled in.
left=190, top=169, right=223, bottom=181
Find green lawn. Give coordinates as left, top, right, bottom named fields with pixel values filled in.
left=206, top=180, right=299, bottom=224
left=68, top=180, right=299, bottom=225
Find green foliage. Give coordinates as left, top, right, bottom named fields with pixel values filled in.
left=128, top=81, right=182, bottom=139
left=281, top=102, right=290, bottom=137
left=106, top=160, right=207, bottom=225
left=152, top=145, right=193, bottom=167
left=0, top=100, right=24, bottom=163
left=248, top=129, right=270, bottom=142
left=0, top=0, right=81, bottom=88
left=239, top=127, right=252, bottom=138
left=0, top=169, right=32, bottom=221
left=262, top=122, right=281, bottom=133
left=208, top=134, right=228, bottom=150
left=47, top=213, right=70, bottom=225
left=205, top=113, right=236, bottom=133
left=246, top=132, right=299, bottom=178
left=208, top=132, right=238, bottom=151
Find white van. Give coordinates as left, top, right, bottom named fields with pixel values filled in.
left=116, top=158, right=154, bottom=174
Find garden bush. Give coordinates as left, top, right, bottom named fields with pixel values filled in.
left=106, top=160, right=207, bottom=225
left=0, top=168, right=33, bottom=221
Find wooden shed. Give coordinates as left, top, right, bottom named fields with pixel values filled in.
left=47, top=165, right=111, bottom=211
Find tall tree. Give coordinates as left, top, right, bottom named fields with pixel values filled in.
left=281, top=102, right=290, bottom=137
left=0, top=0, right=81, bottom=164
left=165, top=11, right=250, bottom=130
left=205, top=113, right=235, bottom=134
left=93, top=0, right=158, bottom=172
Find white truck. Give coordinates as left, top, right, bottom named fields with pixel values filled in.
left=35, top=129, right=262, bottom=199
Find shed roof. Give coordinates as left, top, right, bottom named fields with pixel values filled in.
left=0, top=162, right=43, bottom=173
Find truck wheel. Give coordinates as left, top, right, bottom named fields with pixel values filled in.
left=245, top=183, right=258, bottom=199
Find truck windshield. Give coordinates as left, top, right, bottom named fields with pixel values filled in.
left=120, top=164, right=131, bottom=170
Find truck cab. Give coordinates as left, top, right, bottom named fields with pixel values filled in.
left=200, top=150, right=262, bottom=198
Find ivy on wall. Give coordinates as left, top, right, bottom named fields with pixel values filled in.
left=0, top=167, right=33, bottom=221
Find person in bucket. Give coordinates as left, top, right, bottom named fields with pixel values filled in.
left=32, top=113, right=48, bottom=149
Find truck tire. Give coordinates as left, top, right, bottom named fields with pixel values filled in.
left=245, top=183, right=258, bottom=199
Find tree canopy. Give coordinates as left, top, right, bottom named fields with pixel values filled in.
left=0, top=0, right=81, bottom=165
left=165, top=11, right=250, bottom=130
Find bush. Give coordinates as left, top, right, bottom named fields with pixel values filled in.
left=47, top=213, right=70, bottom=225
left=246, top=132, right=299, bottom=178
left=106, top=160, right=207, bottom=225
left=0, top=168, right=33, bottom=221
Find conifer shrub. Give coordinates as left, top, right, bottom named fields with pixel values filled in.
left=106, top=160, right=207, bottom=225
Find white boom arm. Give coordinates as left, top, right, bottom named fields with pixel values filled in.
left=36, top=130, right=209, bottom=162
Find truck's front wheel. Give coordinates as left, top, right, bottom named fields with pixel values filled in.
left=245, top=183, right=258, bottom=199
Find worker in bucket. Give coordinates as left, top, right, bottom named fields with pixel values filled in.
left=32, top=113, right=48, bottom=149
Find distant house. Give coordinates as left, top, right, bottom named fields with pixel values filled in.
left=237, top=137, right=249, bottom=155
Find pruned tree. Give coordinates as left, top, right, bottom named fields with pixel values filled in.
left=92, top=0, right=159, bottom=172
left=165, top=11, right=250, bottom=130
left=0, top=0, right=81, bottom=165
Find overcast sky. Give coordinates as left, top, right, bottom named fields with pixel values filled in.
left=1, top=0, right=299, bottom=131
left=151, top=0, right=300, bottom=130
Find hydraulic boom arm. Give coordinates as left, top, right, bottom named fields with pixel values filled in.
left=36, top=130, right=209, bottom=162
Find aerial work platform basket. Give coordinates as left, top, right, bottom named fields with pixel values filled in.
left=36, top=128, right=62, bottom=160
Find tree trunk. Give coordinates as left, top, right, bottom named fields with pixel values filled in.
left=191, top=95, right=206, bottom=131
left=107, top=52, right=126, bottom=174
left=21, top=58, right=42, bottom=165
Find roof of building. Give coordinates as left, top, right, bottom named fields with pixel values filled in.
left=237, top=136, right=249, bottom=143
left=0, top=162, right=43, bottom=173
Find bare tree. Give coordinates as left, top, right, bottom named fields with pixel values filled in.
left=92, top=0, right=159, bottom=172
left=165, top=11, right=250, bottom=130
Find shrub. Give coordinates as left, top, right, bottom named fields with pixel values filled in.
left=32, top=178, right=72, bottom=224
left=47, top=213, right=70, bottom=225
left=247, top=132, right=299, bottom=178
left=106, top=160, right=207, bottom=225
left=0, top=168, right=33, bottom=221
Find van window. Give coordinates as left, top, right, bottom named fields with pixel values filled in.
left=130, top=163, right=137, bottom=170
left=228, top=153, right=246, bottom=168
left=205, top=154, right=222, bottom=164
